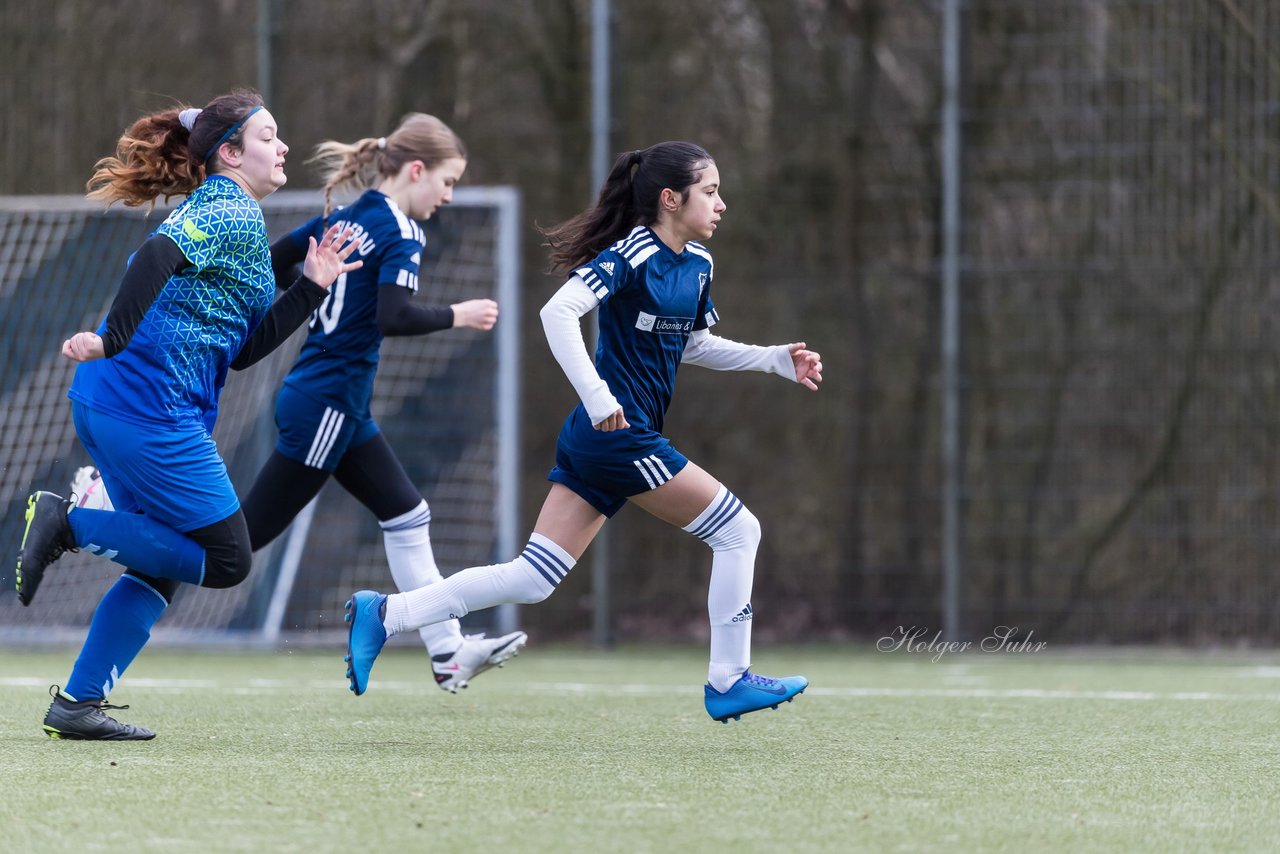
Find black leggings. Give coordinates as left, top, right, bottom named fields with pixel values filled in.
left=239, top=432, right=425, bottom=551
left=124, top=510, right=253, bottom=602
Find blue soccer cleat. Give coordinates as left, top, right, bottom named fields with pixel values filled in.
left=344, top=590, right=388, bottom=696
left=704, top=670, right=809, bottom=723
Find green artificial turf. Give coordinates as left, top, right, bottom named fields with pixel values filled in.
left=2, top=644, right=1277, bottom=852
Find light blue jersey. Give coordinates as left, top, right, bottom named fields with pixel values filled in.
left=280, top=189, right=426, bottom=417
left=69, top=175, right=273, bottom=432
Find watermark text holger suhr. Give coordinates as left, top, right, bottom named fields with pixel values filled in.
left=877, top=626, right=1047, bottom=662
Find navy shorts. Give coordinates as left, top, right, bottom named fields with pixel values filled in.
left=72, top=401, right=238, bottom=532
left=547, top=408, right=689, bottom=517
left=273, top=384, right=380, bottom=472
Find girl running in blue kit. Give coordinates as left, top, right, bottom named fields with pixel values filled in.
left=238, top=113, right=527, bottom=692
left=344, top=141, right=823, bottom=722
left=15, top=90, right=361, bottom=739
left=66, top=114, right=527, bottom=697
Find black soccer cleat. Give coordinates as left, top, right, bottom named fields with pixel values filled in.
left=42, top=686, right=155, bottom=741
left=15, top=491, right=77, bottom=606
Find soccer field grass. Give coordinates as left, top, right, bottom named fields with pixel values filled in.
left=2, top=644, right=1277, bottom=853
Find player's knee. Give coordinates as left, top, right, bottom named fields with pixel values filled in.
left=698, top=503, right=761, bottom=553
left=189, top=512, right=254, bottom=589
left=735, top=506, right=762, bottom=551
left=512, top=562, right=559, bottom=604
left=202, top=537, right=253, bottom=589
left=516, top=584, right=555, bottom=605
left=123, top=571, right=179, bottom=605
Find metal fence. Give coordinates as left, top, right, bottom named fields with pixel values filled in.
left=1, top=0, right=1278, bottom=645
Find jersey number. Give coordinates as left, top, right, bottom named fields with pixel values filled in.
left=311, top=272, right=347, bottom=334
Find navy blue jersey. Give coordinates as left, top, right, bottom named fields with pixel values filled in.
left=69, top=175, right=274, bottom=431
left=281, top=189, right=426, bottom=415
left=573, top=226, right=718, bottom=433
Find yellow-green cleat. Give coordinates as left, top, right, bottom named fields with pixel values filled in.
left=15, top=491, right=77, bottom=607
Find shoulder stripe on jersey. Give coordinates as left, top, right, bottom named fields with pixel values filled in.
left=622, top=235, right=654, bottom=259
left=629, top=244, right=660, bottom=269
left=685, top=242, right=714, bottom=277
left=610, top=225, right=649, bottom=253
left=306, top=407, right=346, bottom=468
left=382, top=196, right=420, bottom=241
left=395, top=268, right=419, bottom=292
left=577, top=268, right=608, bottom=298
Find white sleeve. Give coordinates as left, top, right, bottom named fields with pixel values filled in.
left=681, top=328, right=796, bottom=381
left=539, top=276, right=622, bottom=425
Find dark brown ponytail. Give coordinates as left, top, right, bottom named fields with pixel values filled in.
left=542, top=141, right=713, bottom=274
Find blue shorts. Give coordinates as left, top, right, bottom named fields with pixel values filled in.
left=72, top=401, right=238, bottom=532
left=273, top=384, right=381, bottom=472
left=547, top=408, right=689, bottom=517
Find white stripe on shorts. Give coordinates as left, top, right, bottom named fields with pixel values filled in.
left=632, top=455, right=672, bottom=490
left=648, top=454, right=673, bottom=481
left=632, top=458, right=657, bottom=489
left=306, top=408, right=346, bottom=468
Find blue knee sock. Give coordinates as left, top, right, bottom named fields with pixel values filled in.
left=68, top=508, right=205, bottom=585
left=64, top=575, right=168, bottom=701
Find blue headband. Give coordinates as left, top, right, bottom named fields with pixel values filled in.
left=202, top=105, right=264, bottom=163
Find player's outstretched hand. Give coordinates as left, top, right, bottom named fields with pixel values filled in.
left=452, top=298, right=499, bottom=331
left=788, top=342, right=823, bottom=391
left=62, top=331, right=105, bottom=362
left=304, top=224, right=364, bottom=289
left=594, top=409, right=630, bottom=432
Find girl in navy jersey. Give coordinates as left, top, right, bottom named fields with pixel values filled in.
left=15, top=90, right=361, bottom=739
left=345, top=141, right=823, bottom=723
left=238, top=113, right=527, bottom=692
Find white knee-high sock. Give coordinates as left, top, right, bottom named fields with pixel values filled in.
left=383, top=533, right=574, bottom=636
left=685, top=485, right=760, bottom=692
left=380, top=501, right=464, bottom=656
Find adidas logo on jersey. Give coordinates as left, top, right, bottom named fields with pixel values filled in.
left=599, top=261, right=616, bottom=276
left=731, top=603, right=754, bottom=623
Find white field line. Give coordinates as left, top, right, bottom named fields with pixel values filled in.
left=1, top=676, right=1278, bottom=702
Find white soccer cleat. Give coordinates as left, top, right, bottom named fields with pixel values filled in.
left=70, top=466, right=114, bottom=511
left=431, top=631, right=528, bottom=693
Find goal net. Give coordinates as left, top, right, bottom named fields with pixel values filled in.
left=0, top=188, right=521, bottom=645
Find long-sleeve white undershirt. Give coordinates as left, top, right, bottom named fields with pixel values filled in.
left=539, top=275, right=798, bottom=427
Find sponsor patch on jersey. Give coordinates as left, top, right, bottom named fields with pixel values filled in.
left=182, top=218, right=211, bottom=241
left=635, top=311, right=693, bottom=334
left=600, top=260, right=616, bottom=277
